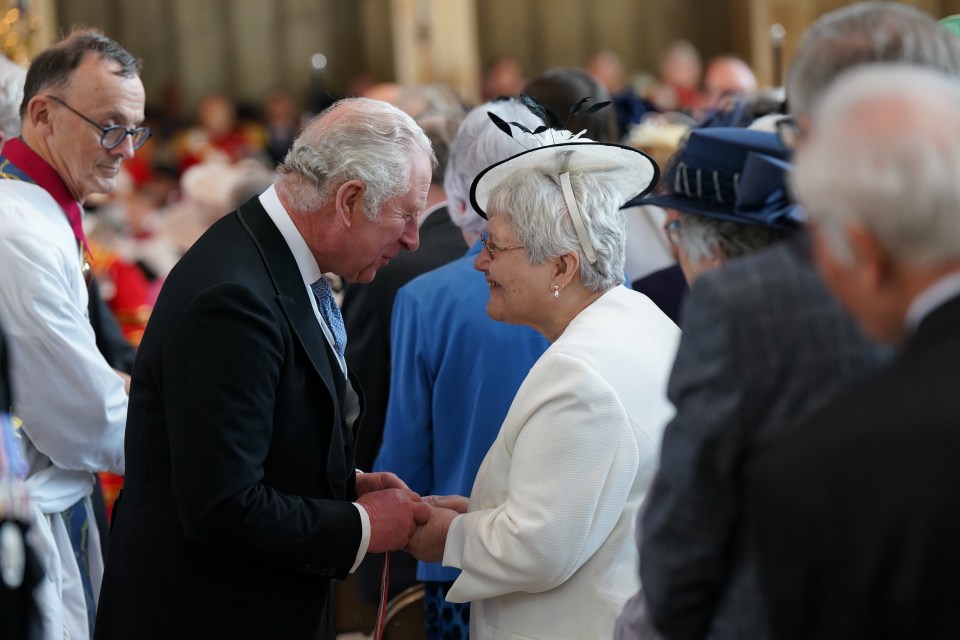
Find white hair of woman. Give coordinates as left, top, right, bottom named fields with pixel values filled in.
left=443, top=98, right=543, bottom=234
left=793, top=63, right=960, bottom=266
left=276, top=97, right=435, bottom=216
left=487, top=166, right=627, bottom=292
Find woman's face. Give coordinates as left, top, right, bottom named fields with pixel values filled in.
left=474, top=214, right=556, bottom=327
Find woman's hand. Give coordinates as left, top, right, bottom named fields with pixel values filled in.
left=405, top=505, right=460, bottom=563
left=422, top=494, right=469, bottom=513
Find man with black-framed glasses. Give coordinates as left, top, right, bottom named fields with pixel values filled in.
left=0, top=28, right=146, bottom=640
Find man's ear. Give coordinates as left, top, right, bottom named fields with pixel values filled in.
left=26, top=96, right=53, bottom=134
left=847, top=222, right=894, bottom=291
left=335, top=180, right=365, bottom=228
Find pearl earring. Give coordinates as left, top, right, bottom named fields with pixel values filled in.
left=553, top=284, right=560, bottom=298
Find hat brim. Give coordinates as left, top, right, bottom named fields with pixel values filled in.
left=644, top=192, right=802, bottom=228
left=469, top=142, right=659, bottom=220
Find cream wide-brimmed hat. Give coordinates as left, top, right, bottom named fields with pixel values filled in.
left=469, top=117, right=659, bottom=264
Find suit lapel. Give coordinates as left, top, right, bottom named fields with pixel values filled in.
left=235, top=199, right=349, bottom=496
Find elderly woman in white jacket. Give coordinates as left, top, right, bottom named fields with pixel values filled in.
left=405, top=121, right=681, bottom=640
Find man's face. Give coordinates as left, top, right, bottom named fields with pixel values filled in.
left=43, top=54, right=145, bottom=202
left=809, top=220, right=904, bottom=344
left=340, top=152, right=431, bottom=284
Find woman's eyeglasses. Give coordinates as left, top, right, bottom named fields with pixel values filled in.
left=664, top=218, right=682, bottom=246
left=479, top=233, right=524, bottom=259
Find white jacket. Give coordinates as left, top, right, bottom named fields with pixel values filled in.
left=444, top=285, right=680, bottom=640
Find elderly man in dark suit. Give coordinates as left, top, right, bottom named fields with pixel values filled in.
left=619, top=4, right=960, bottom=640
left=95, top=98, right=435, bottom=640
left=747, top=63, right=960, bottom=640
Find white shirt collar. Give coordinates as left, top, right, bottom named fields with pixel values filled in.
left=259, top=185, right=322, bottom=287
left=258, top=185, right=346, bottom=375
left=905, top=269, right=960, bottom=333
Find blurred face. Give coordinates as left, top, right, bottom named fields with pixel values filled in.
left=703, top=58, right=757, bottom=109
left=473, top=213, right=556, bottom=328
left=666, top=210, right=721, bottom=284
left=340, top=152, right=431, bottom=283
left=43, top=54, right=145, bottom=202
left=809, top=220, right=903, bottom=344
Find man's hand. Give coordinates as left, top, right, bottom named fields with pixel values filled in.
left=405, top=506, right=459, bottom=563
left=357, top=488, right=432, bottom=553
left=355, top=471, right=410, bottom=497
left=422, top=494, right=469, bottom=514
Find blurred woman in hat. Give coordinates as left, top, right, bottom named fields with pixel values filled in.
left=645, top=127, right=802, bottom=284
left=617, top=127, right=806, bottom=640
left=405, top=122, right=680, bottom=640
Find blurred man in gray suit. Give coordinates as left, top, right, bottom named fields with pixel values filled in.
left=749, top=62, right=960, bottom=640
left=618, top=4, right=960, bottom=639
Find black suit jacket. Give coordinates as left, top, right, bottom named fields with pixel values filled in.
left=341, top=205, right=465, bottom=471
left=746, top=293, right=960, bottom=640
left=96, top=198, right=364, bottom=640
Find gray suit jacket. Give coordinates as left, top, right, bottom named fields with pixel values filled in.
left=618, top=236, right=887, bottom=640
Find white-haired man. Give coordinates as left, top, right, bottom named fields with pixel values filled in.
left=747, top=63, right=960, bottom=640
left=95, top=98, right=435, bottom=640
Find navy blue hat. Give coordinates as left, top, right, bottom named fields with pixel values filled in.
left=641, top=127, right=803, bottom=228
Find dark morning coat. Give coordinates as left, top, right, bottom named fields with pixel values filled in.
left=95, top=197, right=364, bottom=640
left=746, top=292, right=960, bottom=640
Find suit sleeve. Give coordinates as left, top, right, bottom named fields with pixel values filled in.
left=372, top=286, right=434, bottom=494
left=639, top=275, right=746, bottom=640
left=444, top=353, right=644, bottom=600
left=162, top=281, right=361, bottom=575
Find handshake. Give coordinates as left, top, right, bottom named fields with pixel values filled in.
left=356, top=471, right=468, bottom=563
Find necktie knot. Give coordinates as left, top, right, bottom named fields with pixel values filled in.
left=310, top=278, right=346, bottom=359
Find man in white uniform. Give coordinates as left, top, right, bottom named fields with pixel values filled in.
left=0, top=29, right=147, bottom=640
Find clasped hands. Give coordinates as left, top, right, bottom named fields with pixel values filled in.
left=355, top=471, right=466, bottom=561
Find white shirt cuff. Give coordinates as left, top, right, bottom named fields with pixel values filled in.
left=351, top=502, right=371, bottom=573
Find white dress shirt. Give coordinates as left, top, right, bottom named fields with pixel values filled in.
left=259, top=185, right=370, bottom=571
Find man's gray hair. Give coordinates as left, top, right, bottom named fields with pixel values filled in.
left=444, top=98, right=543, bottom=234
left=786, top=2, right=960, bottom=118
left=487, top=167, right=626, bottom=292
left=793, top=64, right=960, bottom=266
left=0, top=56, right=25, bottom=140
left=276, top=97, right=435, bottom=218
left=677, top=213, right=789, bottom=265
left=21, top=28, right=141, bottom=118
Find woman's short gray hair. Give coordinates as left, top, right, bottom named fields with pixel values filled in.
left=276, top=97, right=435, bottom=218
left=487, top=167, right=626, bottom=292
left=677, top=213, right=790, bottom=265
left=444, top=98, right=543, bottom=234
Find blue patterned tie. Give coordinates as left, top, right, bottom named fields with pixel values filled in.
left=310, top=277, right=346, bottom=359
